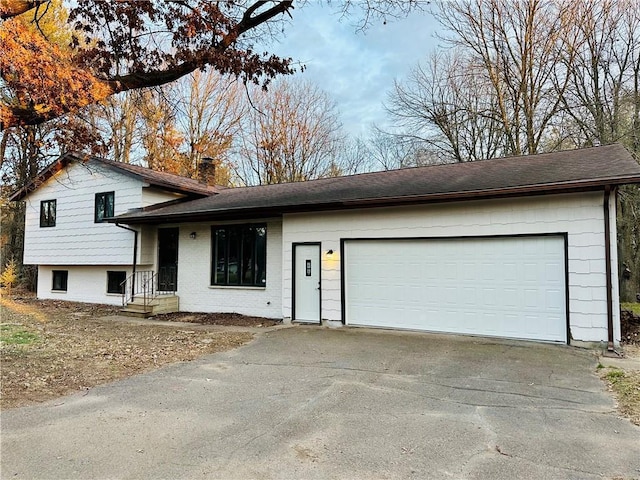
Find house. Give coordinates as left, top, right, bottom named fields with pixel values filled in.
left=9, top=153, right=216, bottom=306
left=11, top=145, right=640, bottom=347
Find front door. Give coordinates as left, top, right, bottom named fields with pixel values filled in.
left=294, top=244, right=321, bottom=323
left=158, top=227, right=179, bottom=291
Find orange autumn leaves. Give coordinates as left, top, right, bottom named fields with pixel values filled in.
left=0, top=18, right=112, bottom=129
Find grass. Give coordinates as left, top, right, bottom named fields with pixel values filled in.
left=0, top=324, right=39, bottom=345
left=621, top=302, right=640, bottom=316
left=602, top=367, right=640, bottom=426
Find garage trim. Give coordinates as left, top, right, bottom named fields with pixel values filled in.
left=340, top=233, right=570, bottom=344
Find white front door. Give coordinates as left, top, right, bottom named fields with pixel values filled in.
left=294, top=244, right=321, bottom=323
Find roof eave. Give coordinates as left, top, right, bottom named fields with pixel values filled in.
left=8, top=152, right=215, bottom=201
left=140, top=180, right=212, bottom=198
left=111, top=176, right=640, bottom=225
left=8, top=152, right=76, bottom=201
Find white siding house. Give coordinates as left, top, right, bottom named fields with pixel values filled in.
left=12, top=145, right=640, bottom=347
left=23, top=161, right=144, bottom=266
left=281, top=192, right=619, bottom=344
left=13, top=154, right=215, bottom=305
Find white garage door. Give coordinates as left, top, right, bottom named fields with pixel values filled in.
left=344, top=236, right=567, bottom=343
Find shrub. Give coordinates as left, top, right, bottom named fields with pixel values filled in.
left=0, top=258, right=20, bottom=291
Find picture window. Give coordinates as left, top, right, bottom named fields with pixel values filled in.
left=211, top=224, right=266, bottom=287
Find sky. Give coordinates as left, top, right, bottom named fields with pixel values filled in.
left=265, top=2, right=441, bottom=138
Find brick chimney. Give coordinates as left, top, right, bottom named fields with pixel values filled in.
left=198, top=157, right=216, bottom=185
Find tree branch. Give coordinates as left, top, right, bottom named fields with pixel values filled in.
left=228, top=0, right=293, bottom=45
left=0, top=0, right=46, bottom=20
left=1, top=1, right=296, bottom=130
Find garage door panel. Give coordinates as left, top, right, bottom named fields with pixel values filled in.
left=344, top=236, right=567, bottom=343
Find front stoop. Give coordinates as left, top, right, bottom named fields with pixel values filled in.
left=121, top=295, right=179, bottom=318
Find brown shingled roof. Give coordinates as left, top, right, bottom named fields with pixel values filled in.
left=113, top=144, right=640, bottom=224
left=9, top=152, right=218, bottom=201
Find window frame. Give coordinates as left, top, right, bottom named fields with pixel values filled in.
left=40, top=199, right=57, bottom=227
left=95, top=191, right=115, bottom=223
left=106, top=271, right=127, bottom=294
left=211, top=224, right=267, bottom=287
left=52, top=270, right=68, bottom=291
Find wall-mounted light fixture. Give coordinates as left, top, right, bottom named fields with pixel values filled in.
left=326, top=249, right=334, bottom=255
left=190, top=232, right=197, bottom=239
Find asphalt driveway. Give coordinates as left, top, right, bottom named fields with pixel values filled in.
left=1, top=327, right=639, bottom=479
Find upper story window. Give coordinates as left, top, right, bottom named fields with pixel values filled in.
left=95, top=191, right=115, bottom=223
left=211, top=224, right=267, bottom=287
left=40, top=199, right=56, bottom=227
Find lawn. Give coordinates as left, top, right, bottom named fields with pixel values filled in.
left=621, top=302, right=640, bottom=316
left=599, top=364, right=640, bottom=426
left=0, top=294, right=269, bottom=410
left=604, top=302, right=640, bottom=426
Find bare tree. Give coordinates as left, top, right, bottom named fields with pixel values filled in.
left=84, top=91, right=143, bottom=164
left=361, top=127, right=437, bottom=169
left=135, top=89, right=185, bottom=176
left=387, top=51, right=506, bottom=162
left=557, top=0, right=640, bottom=148
left=431, top=0, right=579, bottom=156
left=337, top=136, right=375, bottom=175
left=385, top=0, right=640, bottom=300
left=554, top=0, right=640, bottom=301
left=235, top=79, right=344, bottom=185
left=174, top=70, right=247, bottom=185
left=83, top=70, right=245, bottom=185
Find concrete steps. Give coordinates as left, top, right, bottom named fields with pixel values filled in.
left=121, top=295, right=179, bottom=317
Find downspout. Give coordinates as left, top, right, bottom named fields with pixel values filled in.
left=603, top=186, right=615, bottom=352
left=116, top=224, right=138, bottom=299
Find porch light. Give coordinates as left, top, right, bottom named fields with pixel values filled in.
left=326, top=249, right=334, bottom=255
left=190, top=232, right=197, bottom=239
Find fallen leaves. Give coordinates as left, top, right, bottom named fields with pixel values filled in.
left=1, top=296, right=255, bottom=410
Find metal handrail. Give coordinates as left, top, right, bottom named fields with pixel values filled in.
left=120, top=270, right=175, bottom=311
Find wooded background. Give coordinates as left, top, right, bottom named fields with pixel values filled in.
left=1, top=0, right=638, bottom=301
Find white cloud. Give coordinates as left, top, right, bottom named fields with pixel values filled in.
left=266, top=3, right=440, bottom=138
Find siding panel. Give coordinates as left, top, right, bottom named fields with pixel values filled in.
left=22, top=162, right=182, bottom=266
left=282, top=192, right=619, bottom=344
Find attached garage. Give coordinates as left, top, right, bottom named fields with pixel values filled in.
left=343, top=235, right=568, bottom=343
left=109, top=143, right=640, bottom=346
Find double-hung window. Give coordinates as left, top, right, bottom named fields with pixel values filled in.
left=40, top=199, right=56, bottom=227
left=95, top=192, right=115, bottom=223
left=212, top=224, right=266, bottom=287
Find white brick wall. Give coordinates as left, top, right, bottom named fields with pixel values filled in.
left=36, top=265, right=142, bottom=305
left=171, top=220, right=283, bottom=318
left=281, top=192, right=620, bottom=344
left=139, top=225, right=157, bottom=265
